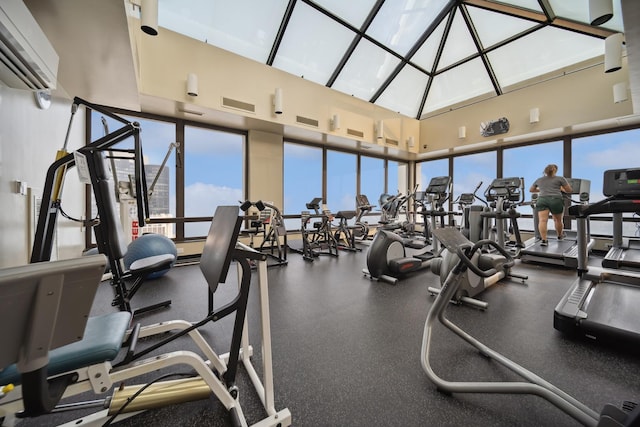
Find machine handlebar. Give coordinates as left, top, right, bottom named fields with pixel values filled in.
left=455, top=238, right=515, bottom=277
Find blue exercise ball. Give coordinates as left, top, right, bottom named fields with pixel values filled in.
left=123, top=234, right=177, bottom=279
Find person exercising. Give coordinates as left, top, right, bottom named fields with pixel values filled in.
left=529, top=164, right=572, bottom=246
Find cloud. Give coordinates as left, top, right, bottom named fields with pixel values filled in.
left=584, top=141, right=638, bottom=169
left=184, top=182, right=242, bottom=236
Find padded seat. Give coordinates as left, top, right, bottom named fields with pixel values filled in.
left=0, top=311, right=131, bottom=386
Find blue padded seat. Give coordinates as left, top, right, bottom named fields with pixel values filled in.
left=0, top=311, right=131, bottom=386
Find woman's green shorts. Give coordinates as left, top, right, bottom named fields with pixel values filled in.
left=536, top=196, right=564, bottom=214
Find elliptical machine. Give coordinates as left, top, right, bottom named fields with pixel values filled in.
left=428, top=178, right=527, bottom=308
left=362, top=176, right=451, bottom=285
left=422, top=226, right=640, bottom=427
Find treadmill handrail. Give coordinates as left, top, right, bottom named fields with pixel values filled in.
left=568, top=197, right=640, bottom=217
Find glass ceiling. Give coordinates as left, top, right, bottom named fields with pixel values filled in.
left=155, top=0, right=624, bottom=119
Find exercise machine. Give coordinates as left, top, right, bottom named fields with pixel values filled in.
left=362, top=177, right=452, bottom=285
left=353, top=194, right=375, bottom=244
left=240, top=200, right=288, bottom=267
left=0, top=206, right=291, bottom=427
left=362, top=229, right=435, bottom=285
left=554, top=168, right=640, bottom=348
left=421, top=226, right=639, bottom=427
left=482, top=177, right=526, bottom=255
left=602, top=176, right=640, bottom=269
left=520, top=178, right=594, bottom=268
left=289, top=197, right=338, bottom=261
left=428, top=229, right=527, bottom=309
left=333, top=210, right=362, bottom=252
left=453, top=181, right=488, bottom=242
left=32, top=97, right=175, bottom=317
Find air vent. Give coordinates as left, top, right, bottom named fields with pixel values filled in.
left=296, top=115, right=319, bottom=127
left=347, top=128, right=364, bottom=138
left=385, top=138, right=398, bottom=146
left=222, top=97, right=256, bottom=113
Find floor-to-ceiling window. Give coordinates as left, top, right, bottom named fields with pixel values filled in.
left=503, top=141, right=563, bottom=231
left=183, top=125, right=244, bottom=238
left=572, top=128, right=640, bottom=237
left=452, top=151, right=496, bottom=199
left=360, top=155, right=385, bottom=206
left=90, top=112, right=177, bottom=240
left=283, top=142, right=323, bottom=230
left=326, top=150, right=357, bottom=212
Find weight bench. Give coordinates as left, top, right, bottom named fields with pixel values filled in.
left=0, top=206, right=291, bottom=427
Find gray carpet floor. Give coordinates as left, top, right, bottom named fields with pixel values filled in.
left=14, top=242, right=640, bottom=426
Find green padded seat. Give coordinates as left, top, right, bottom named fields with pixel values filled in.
left=0, top=312, right=131, bottom=386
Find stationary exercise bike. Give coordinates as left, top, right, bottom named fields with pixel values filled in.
left=421, top=226, right=640, bottom=427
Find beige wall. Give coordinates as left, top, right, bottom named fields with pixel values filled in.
left=420, top=59, right=635, bottom=154
left=247, top=130, right=283, bottom=207
left=134, top=26, right=420, bottom=153
left=0, top=87, right=86, bottom=268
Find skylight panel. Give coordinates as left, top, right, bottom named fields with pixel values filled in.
left=436, top=9, right=479, bottom=71
left=423, top=57, right=495, bottom=114
left=366, top=0, right=450, bottom=56
left=375, top=65, right=429, bottom=117
left=487, top=26, right=604, bottom=88
left=411, top=18, right=447, bottom=72
left=331, top=38, right=401, bottom=101
left=467, top=5, right=538, bottom=49
left=158, top=0, right=288, bottom=63
left=312, top=0, right=378, bottom=29
left=272, top=2, right=355, bottom=85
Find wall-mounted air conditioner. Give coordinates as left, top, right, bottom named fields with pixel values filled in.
left=0, top=0, right=58, bottom=91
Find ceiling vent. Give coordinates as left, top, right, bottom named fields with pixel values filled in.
left=347, top=128, right=364, bottom=138
left=385, top=138, right=399, bottom=146
left=0, top=0, right=58, bottom=90
left=296, top=115, right=319, bottom=127
left=222, top=97, right=256, bottom=113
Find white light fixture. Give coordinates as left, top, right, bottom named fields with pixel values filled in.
left=605, top=33, right=624, bottom=73
left=376, top=120, right=384, bottom=140
left=529, top=107, right=540, bottom=124
left=330, top=114, right=340, bottom=131
left=589, top=0, right=613, bottom=26
left=273, top=88, right=283, bottom=115
left=613, top=82, right=628, bottom=103
left=187, top=73, right=198, bottom=97
left=140, top=0, right=158, bottom=36
left=407, top=136, right=415, bottom=148
left=458, top=126, right=466, bottom=139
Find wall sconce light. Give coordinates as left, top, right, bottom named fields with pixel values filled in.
left=187, top=73, right=198, bottom=97
left=273, top=88, right=283, bottom=115
left=529, top=107, right=540, bottom=124
left=458, top=126, right=466, bottom=139
left=407, top=136, right=415, bottom=148
left=376, top=120, right=384, bottom=139
left=330, top=114, right=340, bottom=131
left=140, top=0, right=158, bottom=36
left=589, top=0, right=613, bottom=26
left=613, top=82, right=628, bottom=103
left=605, top=33, right=624, bottom=73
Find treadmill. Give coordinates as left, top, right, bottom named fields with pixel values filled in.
left=602, top=201, right=640, bottom=270
left=520, top=178, right=593, bottom=268
left=554, top=168, right=640, bottom=348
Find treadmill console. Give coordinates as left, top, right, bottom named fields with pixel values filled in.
left=424, top=176, right=451, bottom=197
left=603, top=168, right=640, bottom=198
